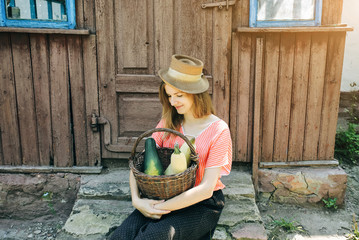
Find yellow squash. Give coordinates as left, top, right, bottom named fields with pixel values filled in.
left=165, top=142, right=187, bottom=175
left=180, top=137, right=196, bottom=167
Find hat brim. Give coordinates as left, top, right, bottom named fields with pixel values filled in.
left=158, top=69, right=209, bottom=94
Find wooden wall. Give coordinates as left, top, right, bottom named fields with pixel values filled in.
left=0, top=0, right=99, bottom=167
left=230, top=0, right=347, bottom=162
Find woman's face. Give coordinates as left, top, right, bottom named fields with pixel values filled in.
left=164, top=84, right=194, bottom=116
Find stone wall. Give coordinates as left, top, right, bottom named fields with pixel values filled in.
left=0, top=173, right=80, bottom=220
left=258, top=167, right=347, bottom=206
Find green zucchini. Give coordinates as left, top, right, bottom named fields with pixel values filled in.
left=144, top=138, right=164, bottom=176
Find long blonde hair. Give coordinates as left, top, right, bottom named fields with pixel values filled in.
left=158, top=82, right=215, bottom=131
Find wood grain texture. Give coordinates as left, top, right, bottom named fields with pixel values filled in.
left=273, top=33, right=295, bottom=162
left=318, top=32, right=346, bottom=159
left=236, top=33, right=252, bottom=161
left=95, top=0, right=117, bottom=159
left=261, top=33, right=280, bottom=162
left=230, top=33, right=239, bottom=161
left=288, top=33, right=311, bottom=161
left=0, top=33, right=21, bottom=165
left=29, top=34, right=52, bottom=165
left=83, top=35, right=101, bottom=166
left=11, top=33, right=39, bottom=165
left=303, top=33, right=328, bottom=160
left=49, top=35, right=73, bottom=167
left=67, top=35, right=88, bottom=166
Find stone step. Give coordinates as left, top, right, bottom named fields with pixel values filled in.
left=58, top=166, right=267, bottom=240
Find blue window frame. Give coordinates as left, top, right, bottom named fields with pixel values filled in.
left=249, top=0, right=322, bottom=27
left=0, top=0, right=75, bottom=29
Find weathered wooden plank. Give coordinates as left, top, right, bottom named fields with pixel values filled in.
left=229, top=33, right=239, bottom=161
left=322, top=0, right=344, bottom=25
left=116, top=0, right=149, bottom=69
left=236, top=33, right=252, bottom=161
left=318, top=32, right=346, bottom=159
left=261, top=33, right=280, bottom=162
left=273, top=33, right=295, bottom=162
left=288, top=33, right=311, bottom=161
left=154, top=0, right=174, bottom=74
left=0, top=33, right=21, bottom=165
left=67, top=35, right=88, bottom=166
left=236, top=26, right=353, bottom=33
left=0, top=165, right=102, bottom=174
left=29, top=34, right=52, bottom=166
left=0, top=28, right=90, bottom=35
left=11, top=33, right=39, bottom=165
left=303, top=33, right=328, bottom=160
left=83, top=0, right=96, bottom=32
left=75, top=0, right=84, bottom=28
left=83, top=35, right=101, bottom=166
left=230, top=33, right=239, bottom=161
left=49, top=35, right=73, bottom=167
left=241, top=0, right=250, bottom=27
left=253, top=37, right=264, bottom=191
left=212, top=4, right=232, bottom=123
left=260, top=160, right=339, bottom=168
left=95, top=0, right=117, bottom=159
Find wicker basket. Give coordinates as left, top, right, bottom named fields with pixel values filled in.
left=129, top=128, right=198, bottom=200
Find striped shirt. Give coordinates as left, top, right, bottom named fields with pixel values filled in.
left=152, top=118, right=232, bottom=191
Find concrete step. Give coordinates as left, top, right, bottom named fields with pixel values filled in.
left=57, top=166, right=267, bottom=240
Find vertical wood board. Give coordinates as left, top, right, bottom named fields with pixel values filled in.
left=273, top=33, right=295, bottom=162
left=96, top=0, right=117, bottom=158
left=288, top=33, right=311, bottom=161
left=11, top=33, right=39, bottom=165
left=318, top=32, right=346, bottom=159
left=49, top=35, right=73, bottom=167
left=83, top=35, right=101, bottom=166
left=0, top=33, right=21, bottom=165
left=67, top=35, right=89, bottom=166
left=236, top=33, right=252, bottom=161
left=261, top=33, right=280, bottom=162
left=29, top=34, right=52, bottom=165
left=303, top=33, right=328, bottom=160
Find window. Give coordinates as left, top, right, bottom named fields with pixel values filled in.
left=0, top=0, right=75, bottom=29
left=249, top=0, right=322, bottom=27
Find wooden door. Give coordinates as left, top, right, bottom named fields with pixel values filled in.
left=96, top=0, right=233, bottom=158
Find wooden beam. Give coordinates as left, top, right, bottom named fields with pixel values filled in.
left=259, top=160, right=339, bottom=168
left=236, top=26, right=353, bottom=33
left=0, top=166, right=102, bottom=174
left=0, top=27, right=90, bottom=35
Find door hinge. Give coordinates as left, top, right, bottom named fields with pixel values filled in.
left=202, top=0, right=236, bottom=10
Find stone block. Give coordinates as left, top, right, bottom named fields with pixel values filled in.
left=258, top=167, right=347, bottom=206
left=231, top=223, right=267, bottom=240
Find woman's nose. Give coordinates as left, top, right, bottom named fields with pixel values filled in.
left=169, top=96, right=176, bottom=105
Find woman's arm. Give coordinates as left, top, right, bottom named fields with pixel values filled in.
left=129, top=170, right=171, bottom=219
left=154, top=167, right=221, bottom=211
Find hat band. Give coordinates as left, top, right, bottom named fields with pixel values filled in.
left=167, top=67, right=203, bottom=82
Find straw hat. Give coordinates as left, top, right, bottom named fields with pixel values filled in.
left=158, top=54, right=209, bottom=94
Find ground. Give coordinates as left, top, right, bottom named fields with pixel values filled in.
left=0, top=163, right=358, bottom=240
left=258, top=163, right=359, bottom=240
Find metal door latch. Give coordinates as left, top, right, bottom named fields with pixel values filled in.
left=202, top=0, right=236, bottom=10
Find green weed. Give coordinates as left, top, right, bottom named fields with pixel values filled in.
left=322, top=197, right=338, bottom=210
left=346, top=214, right=359, bottom=240
left=267, top=217, right=307, bottom=240
left=42, top=191, right=56, bottom=215
left=335, top=123, right=359, bottom=165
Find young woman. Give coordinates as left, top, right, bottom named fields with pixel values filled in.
left=110, top=54, right=232, bottom=240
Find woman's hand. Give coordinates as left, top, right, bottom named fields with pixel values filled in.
left=133, top=198, right=171, bottom=219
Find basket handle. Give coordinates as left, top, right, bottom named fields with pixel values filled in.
left=130, top=128, right=198, bottom=161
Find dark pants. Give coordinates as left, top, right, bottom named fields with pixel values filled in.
left=109, top=190, right=225, bottom=240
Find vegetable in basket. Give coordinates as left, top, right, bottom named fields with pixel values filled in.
left=144, top=138, right=164, bottom=176
left=164, top=142, right=187, bottom=175
left=180, top=137, right=196, bottom=167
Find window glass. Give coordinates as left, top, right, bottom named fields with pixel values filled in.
left=257, top=0, right=315, bottom=21
left=5, top=0, right=67, bottom=22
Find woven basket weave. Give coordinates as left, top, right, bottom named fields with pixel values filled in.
left=129, top=128, right=198, bottom=200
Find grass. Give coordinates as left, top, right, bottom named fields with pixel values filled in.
left=266, top=217, right=308, bottom=240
